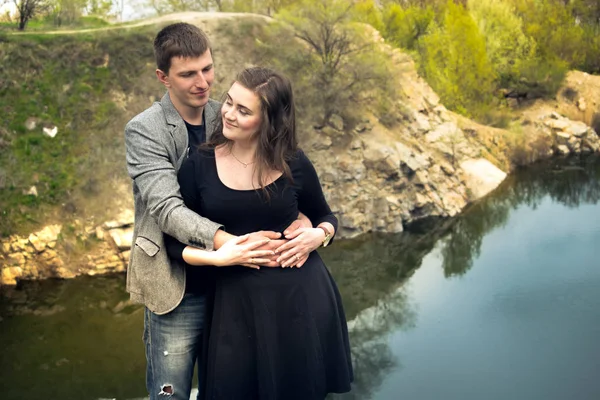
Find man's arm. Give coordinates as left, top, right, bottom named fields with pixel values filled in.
left=125, top=117, right=222, bottom=250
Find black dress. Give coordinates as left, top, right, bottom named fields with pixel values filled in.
left=167, top=148, right=353, bottom=400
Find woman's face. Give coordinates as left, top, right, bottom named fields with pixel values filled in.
left=221, top=82, right=263, bottom=143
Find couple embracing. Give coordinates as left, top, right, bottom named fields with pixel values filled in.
left=125, top=22, right=353, bottom=400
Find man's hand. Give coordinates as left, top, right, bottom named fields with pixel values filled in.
left=279, top=214, right=313, bottom=267
left=245, top=231, right=285, bottom=267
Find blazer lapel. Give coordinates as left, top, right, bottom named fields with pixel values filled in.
left=160, top=92, right=188, bottom=159
left=204, top=100, right=219, bottom=141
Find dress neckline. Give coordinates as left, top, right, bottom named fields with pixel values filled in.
left=210, top=148, right=285, bottom=192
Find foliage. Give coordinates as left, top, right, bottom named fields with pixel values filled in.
left=467, top=0, right=536, bottom=88
left=510, top=0, right=585, bottom=67
left=381, top=3, right=435, bottom=50
left=276, top=0, right=393, bottom=127
left=417, top=1, right=496, bottom=117
left=13, top=0, right=50, bottom=30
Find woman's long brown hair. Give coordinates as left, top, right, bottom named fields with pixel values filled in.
left=207, top=67, right=298, bottom=195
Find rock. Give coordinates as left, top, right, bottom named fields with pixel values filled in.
left=42, top=125, right=58, bottom=138
left=2, top=242, right=11, bottom=253
left=312, top=136, right=332, bottom=151
left=120, top=250, right=131, bottom=263
left=23, top=186, right=38, bottom=197
left=567, top=122, right=588, bottom=138
left=362, top=144, right=400, bottom=178
left=556, top=144, right=570, bottom=155
left=425, top=122, right=459, bottom=143
left=388, top=218, right=404, bottom=233
left=95, top=227, right=105, bottom=240
left=545, top=119, right=570, bottom=131
left=550, top=112, right=561, bottom=119
left=459, top=158, right=507, bottom=200
left=354, top=122, right=370, bottom=133
left=8, top=252, right=26, bottom=265
left=395, top=142, right=431, bottom=173
left=103, top=209, right=134, bottom=229
left=415, top=193, right=429, bottom=208
left=577, top=97, right=586, bottom=112
left=1, top=267, right=23, bottom=285
left=108, top=227, right=134, bottom=250
left=36, top=225, right=61, bottom=243
left=413, top=111, right=432, bottom=132
left=350, top=138, right=363, bottom=150
left=28, top=234, right=46, bottom=253
left=329, top=114, right=344, bottom=131
left=24, top=117, right=38, bottom=131
left=554, top=131, right=571, bottom=144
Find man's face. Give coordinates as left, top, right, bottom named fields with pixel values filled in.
left=156, top=50, right=214, bottom=114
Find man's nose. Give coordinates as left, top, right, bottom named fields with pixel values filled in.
left=194, top=73, right=207, bottom=88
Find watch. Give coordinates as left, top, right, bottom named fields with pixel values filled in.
left=317, top=226, right=332, bottom=248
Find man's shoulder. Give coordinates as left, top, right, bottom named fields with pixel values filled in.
left=126, top=101, right=166, bottom=130
left=207, top=98, right=221, bottom=111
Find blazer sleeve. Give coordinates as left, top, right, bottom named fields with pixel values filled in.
left=163, top=156, right=201, bottom=262
left=125, top=117, right=223, bottom=250
left=296, top=150, right=338, bottom=241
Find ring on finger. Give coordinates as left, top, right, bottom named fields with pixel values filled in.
left=250, top=258, right=255, bottom=264
left=295, top=254, right=300, bottom=261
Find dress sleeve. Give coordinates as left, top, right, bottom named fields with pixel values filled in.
left=295, top=150, right=338, bottom=240
left=164, top=155, right=203, bottom=262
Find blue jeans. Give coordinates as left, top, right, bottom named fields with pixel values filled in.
left=144, top=293, right=208, bottom=400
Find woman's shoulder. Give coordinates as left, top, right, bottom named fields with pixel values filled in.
left=288, top=148, right=310, bottom=166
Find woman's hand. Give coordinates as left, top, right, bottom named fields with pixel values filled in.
left=188, top=235, right=275, bottom=269
left=274, top=228, right=325, bottom=268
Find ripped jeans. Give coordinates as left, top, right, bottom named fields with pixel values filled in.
left=144, top=293, right=208, bottom=400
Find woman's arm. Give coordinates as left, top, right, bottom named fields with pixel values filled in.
left=276, top=151, right=338, bottom=267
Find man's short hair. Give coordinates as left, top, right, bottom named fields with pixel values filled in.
left=154, top=22, right=211, bottom=74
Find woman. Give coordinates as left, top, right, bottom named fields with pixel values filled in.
left=166, top=67, right=353, bottom=399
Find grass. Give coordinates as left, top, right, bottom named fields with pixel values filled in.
left=0, top=27, right=158, bottom=237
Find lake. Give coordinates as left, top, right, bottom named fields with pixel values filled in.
left=1, top=155, right=599, bottom=400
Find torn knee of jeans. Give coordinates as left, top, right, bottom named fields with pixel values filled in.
left=158, top=384, right=174, bottom=396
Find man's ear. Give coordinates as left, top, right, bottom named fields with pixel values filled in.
left=156, top=69, right=170, bottom=88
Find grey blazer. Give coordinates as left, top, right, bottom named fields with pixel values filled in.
left=125, top=92, right=222, bottom=314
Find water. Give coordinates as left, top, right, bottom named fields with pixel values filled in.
left=2, top=156, right=600, bottom=400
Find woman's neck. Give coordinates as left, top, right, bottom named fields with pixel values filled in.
left=229, top=141, right=257, bottom=164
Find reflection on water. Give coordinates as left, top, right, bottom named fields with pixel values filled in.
left=1, top=156, right=600, bottom=400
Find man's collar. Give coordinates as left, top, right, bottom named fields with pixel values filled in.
left=160, top=92, right=204, bottom=126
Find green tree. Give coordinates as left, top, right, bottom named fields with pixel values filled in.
left=276, top=0, right=392, bottom=127
left=418, top=1, right=496, bottom=116
left=13, top=0, right=49, bottom=29
left=510, top=0, right=585, bottom=66
left=381, top=3, right=435, bottom=50
left=468, top=0, right=536, bottom=89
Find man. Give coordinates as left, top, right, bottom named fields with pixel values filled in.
left=125, top=23, right=310, bottom=400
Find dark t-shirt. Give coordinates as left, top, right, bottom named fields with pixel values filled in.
left=184, top=119, right=208, bottom=293
left=184, top=120, right=206, bottom=156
